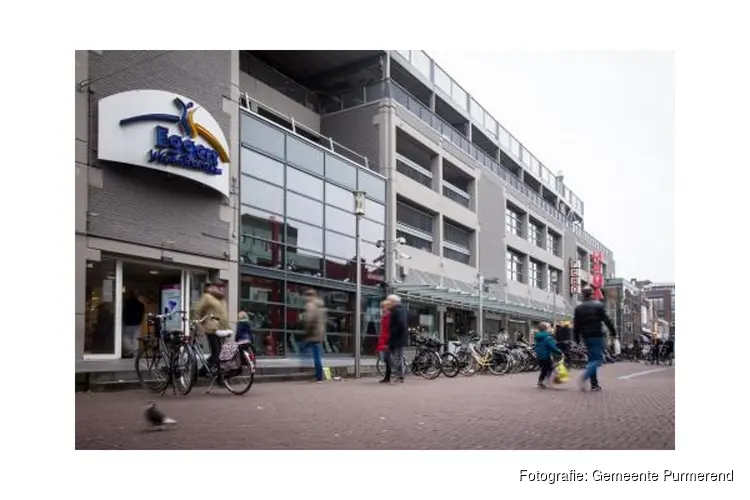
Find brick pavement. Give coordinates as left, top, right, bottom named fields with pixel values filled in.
left=75, top=362, right=675, bottom=450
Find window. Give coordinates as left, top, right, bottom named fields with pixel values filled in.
left=241, top=114, right=285, bottom=159
left=286, top=136, right=324, bottom=176
left=325, top=154, right=357, bottom=189
left=287, top=166, right=323, bottom=199
left=530, top=260, right=544, bottom=289
left=286, top=219, right=323, bottom=253
left=547, top=230, right=561, bottom=257
left=241, top=147, right=284, bottom=186
left=84, top=259, right=117, bottom=355
left=528, top=218, right=544, bottom=248
left=578, top=248, right=589, bottom=270
left=397, top=201, right=433, bottom=234
left=397, top=229, right=432, bottom=252
left=548, top=267, right=562, bottom=293
left=241, top=175, right=284, bottom=215
left=240, top=236, right=285, bottom=269
left=360, top=218, right=385, bottom=244
left=325, top=205, right=355, bottom=235
left=325, top=231, right=356, bottom=260
left=506, top=205, right=524, bottom=237
left=287, top=192, right=323, bottom=226
left=506, top=249, right=524, bottom=283
left=241, top=205, right=285, bottom=242
left=443, top=221, right=472, bottom=250
left=358, top=171, right=386, bottom=203
left=325, top=182, right=354, bottom=212
left=286, top=248, right=324, bottom=277
left=240, top=275, right=285, bottom=304
left=365, top=201, right=386, bottom=225
left=444, top=246, right=471, bottom=265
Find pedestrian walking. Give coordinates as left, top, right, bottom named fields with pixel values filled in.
left=377, top=299, right=393, bottom=383
left=301, top=289, right=327, bottom=383
left=573, top=287, right=617, bottom=392
left=387, top=294, right=408, bottom=383
left=534, top=322, right=562, bottom=388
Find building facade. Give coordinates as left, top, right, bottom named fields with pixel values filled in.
left=75, top=50, right=616, bottom=369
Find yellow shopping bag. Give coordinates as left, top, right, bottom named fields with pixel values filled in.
left=553, top=360, right=570, bottom=384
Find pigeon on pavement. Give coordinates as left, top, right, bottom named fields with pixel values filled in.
left=145, top=401, right=177, bottom=429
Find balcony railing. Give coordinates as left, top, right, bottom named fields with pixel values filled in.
left=392, top=50, right=585, bottom=216
left=314, top=78, right=612, bottom=259
left=442, top=182, right=471, bottom=208
left=395, top=153, right=433, bottom=188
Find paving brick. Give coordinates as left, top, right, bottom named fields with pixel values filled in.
left=75, top=362, right=675, bottom=450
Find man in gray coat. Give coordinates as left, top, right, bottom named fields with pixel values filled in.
left=302, top=289, right=327, bottom=382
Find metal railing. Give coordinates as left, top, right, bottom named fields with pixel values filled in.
left=240, top=53, right=321, bottom=113
left=395, top=153, right=433, bottom=188
left=442, top=182, right=471, bottom=208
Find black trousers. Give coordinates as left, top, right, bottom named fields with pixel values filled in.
left=207, top=334, right=222, bottom=367
left=538, top=358, right=554, bottom=383
left=382, top=350, right=393, bottom=380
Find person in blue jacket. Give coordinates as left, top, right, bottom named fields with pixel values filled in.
left=535, top=322, right=562, bottom=388
left=235, top=310, right=253, bottom=345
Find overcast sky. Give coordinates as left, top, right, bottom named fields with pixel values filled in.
left=428, top=51, right=675, bottom=283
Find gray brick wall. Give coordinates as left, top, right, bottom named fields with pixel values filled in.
left=86, top=50, right=232, bottom=259
left=321, top=104, right=381, bottom=173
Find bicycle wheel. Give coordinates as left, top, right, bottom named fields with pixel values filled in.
left=172, top=344, right=197, bottom=396
left=376, top=355, right=384, bottom=378
left=456, top=350, right=476, bottom=376
left=135, top=347, right=169, bottom=394
left=487, top=352, right=508, bottom=375
left=440, top=352, right=460, bottom=378
left=419, top=351, right=442, bottom=380
left=221, top=347, right=255, bottom=395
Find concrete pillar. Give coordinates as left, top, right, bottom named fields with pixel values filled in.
left=75, top=50, right=90, bottom=361
left=434, top=212, right=444, bottom=257
left=375, top=104, right=397, bottom=286
left=430, top=92, right=436, bottom=112
left=438, top=306, right=446, bottom=348
left=431, top=154, right=443, bottom=193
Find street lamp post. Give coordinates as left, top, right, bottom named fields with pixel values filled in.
left=353, top=191, right=366, bottom=379
left=551, top=274, right=559, bottom=328
left=477, top=275, right=499, bottom=342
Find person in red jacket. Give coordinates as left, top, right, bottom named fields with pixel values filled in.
left=377, top=299, right=393, bottom=383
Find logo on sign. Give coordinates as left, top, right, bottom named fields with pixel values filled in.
left=120, top=97, right=230, bottom=176
left=569, top=259, right=581, bottom=295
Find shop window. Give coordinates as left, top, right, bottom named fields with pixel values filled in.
left=325, top=231, right=356, bottom=260
left=240, top=275, right=285, bottom=304
left=324, top=255, right=355, bottom=282
left=84, top=259, right=118, bottom=355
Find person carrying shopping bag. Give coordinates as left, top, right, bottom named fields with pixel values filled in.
left=301, top=289, right=327, bottom=383
left=377, top=299, right=392, bottom=384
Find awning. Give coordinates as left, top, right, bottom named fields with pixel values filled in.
left=393, top=283, right=568, bottom=322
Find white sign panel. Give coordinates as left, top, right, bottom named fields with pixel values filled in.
left=569, top=259, right=581, bottom=295
left=98, top=90, right=230, bottom=197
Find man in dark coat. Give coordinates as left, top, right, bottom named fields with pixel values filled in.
left=573, top=287, right=617, bottom=391
left=387, top=294, right=408, bottom=383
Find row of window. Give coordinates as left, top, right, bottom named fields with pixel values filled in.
left=506, top=247, right=562, bottom=293
left=505, top=204, right=562, bottom=256
left=241, top=114, right=386, bottom=203
left=395, top=200, right=474, bottom=264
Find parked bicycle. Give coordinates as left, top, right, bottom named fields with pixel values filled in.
left=183, top=316, right=256, bottom=396
left=375, top=334, right=459, bottom=380
left=134, top=311, right=196, bottom=396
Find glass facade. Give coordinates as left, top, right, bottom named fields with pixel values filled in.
left=239, top=113, right=387, bottom=356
